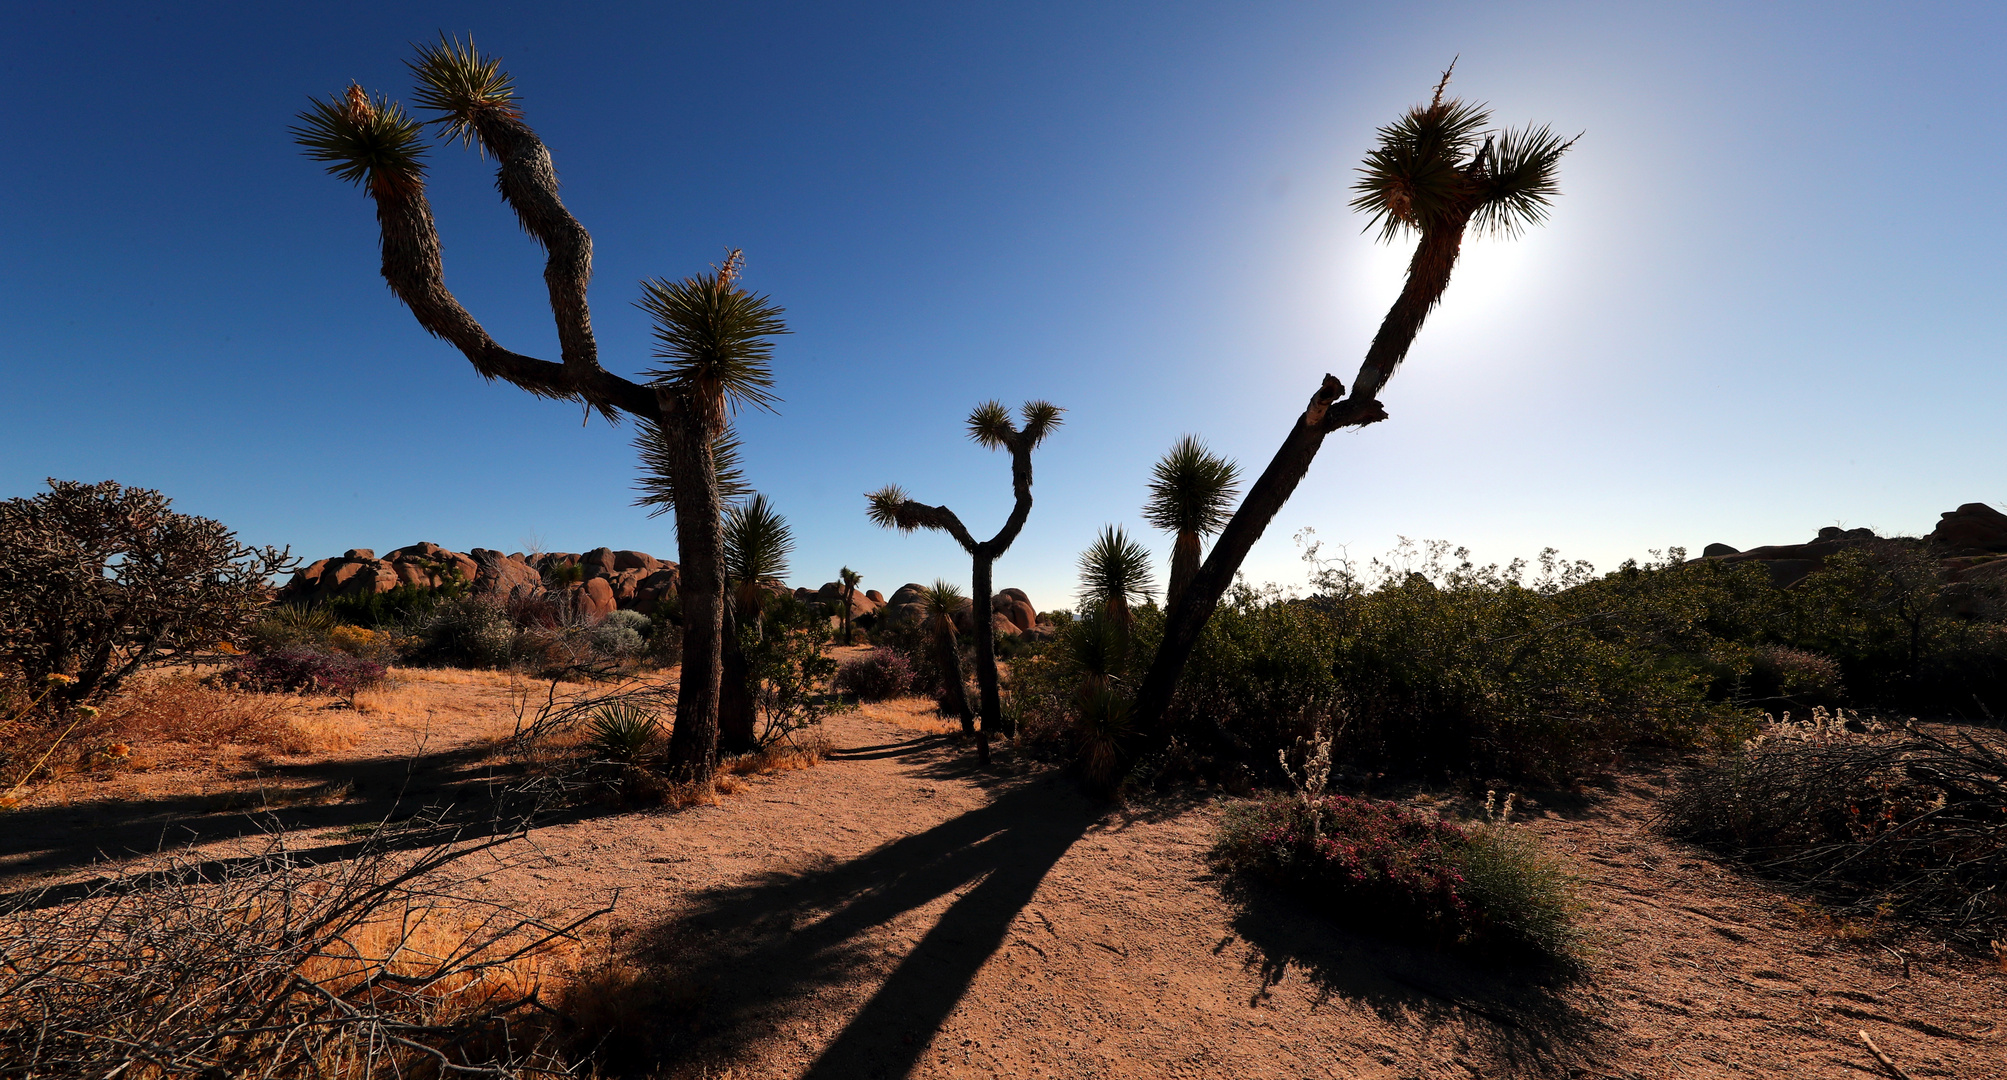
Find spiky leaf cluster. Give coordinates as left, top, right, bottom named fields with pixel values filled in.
left=637, top=273, right=787, bottom=427
left=1142, top=435, right=1241, bottom=539
left=630, top=424, right=749, bottom=518
left=865, top=485, right=915, bottom=531
left=290, top=85, right=428, bottom=197
left=407, top=34, right=520, bottom=152
left=966, top=399, right=1065, bottom=451
left=723, top=493, right=795, bottom=587
left=1077, top=525, right=1156, bottom=610
left=1350, top=69, right=1575, bottom=242
left=922, top=579, right=967, bottom=619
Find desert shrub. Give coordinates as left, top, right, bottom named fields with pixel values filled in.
left=831, top=649, right=916, bottom=700
left=1660, top=715, right=2007, bottom=947
left=0, top=815, right=592, bottom=1078
left=1747, top=644, right=1845, bottom=707
left=1159, top=541, right=1760, bottom=783
left=1210, top=794, right=1580, bottom=959
left=742, top=596, right=848, bottom=746
left=646, top=620, right=683, bottom=668
left=591, top=610, right=651, bottom=658
left=0, top=479, right=291, bottom=708
left=245, top=604, right=338, bottom=654
left=230, top=647, right=386, bottom=698
left=322, top=576, right=469, bottom=629
left=416, top=596, right=517, bottom=668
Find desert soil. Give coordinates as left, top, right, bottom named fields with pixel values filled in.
left=2, top=661, right=2002, bottom=1079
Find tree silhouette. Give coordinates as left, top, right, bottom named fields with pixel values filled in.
left=867, top=400, right=1062, bottom=750
left=292, top=37, right=789, bottom=784
left=1141, top=436, right=1241, bottom=611
left=1132, top=65, right=1576, bottom=744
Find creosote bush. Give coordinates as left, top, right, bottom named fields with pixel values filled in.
left=229, top=647, right=387, bottom=699
left=1210, top=794, right=1581, bottom=960
left=831, top=649, right=916, bottom=701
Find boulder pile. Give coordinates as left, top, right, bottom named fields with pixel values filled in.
left=277, top=543, right=682, bottom=620
left=278, top=544, right=1058, bottom=636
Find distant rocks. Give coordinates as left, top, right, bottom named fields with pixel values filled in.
left=1700, top=502, right=2007, bottom=588
left=275, top=543, right=1058, bottom=638
left=278, top=542, right=680, bottom=621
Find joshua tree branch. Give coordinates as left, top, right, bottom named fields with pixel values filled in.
left=369, top=186, right=657, bottom=419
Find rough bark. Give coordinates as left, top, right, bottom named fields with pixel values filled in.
left=1166, top=530, right=1201, bottom=613
left=934, top=615, right=977, bottom=738
left=718, top=603, right=756, bottom=755
left=665, top=407, right=725, bottom=782
left=1133, top=220, right=1467, bottom=744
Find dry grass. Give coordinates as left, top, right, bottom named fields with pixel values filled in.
left=859, top=695, right=963, bottom=736
left=0, top=812, right=604, bottom=1078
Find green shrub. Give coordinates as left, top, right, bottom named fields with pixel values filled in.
left=245, top=605, right=338, bottom=654
left=1210, top=793, right=1581, bottom=960
left=741, top=596, right=848, bottom=746
left=591, top=610, right=650, bottom=658
left=415, top=597, right=515, bottom=668
left=322, top=575, right=469, bottom=629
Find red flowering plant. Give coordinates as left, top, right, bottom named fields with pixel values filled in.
left=1210, top=730, right=1583, bottom=960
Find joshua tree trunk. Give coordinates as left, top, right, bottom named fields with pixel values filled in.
left=717, top=603, right=757, bottom=755
left=840, top=583, right=855, bottom=645
left=934, top=614, right=976, bottom=735
left=970, top=552, right=1002, bottom=744
left=1166, top=530, right=1202, bottom=612
left=665, top=407, right=726, bottom=782
left=1132, top=224, right=1465, bottom=743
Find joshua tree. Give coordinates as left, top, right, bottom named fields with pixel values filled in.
left=1132, top=65, right=1576, bottom=743
left=837, top=566, right=862, bottom=645
left=291, top=38, right=789, bottom=784
left=866, top=400, right=1063, bottom=744
left=919, top=579, right=978, bottom=744
left=717, top=493, right=795, bottom=752
left=1141, top=436, right=1241, bottom=610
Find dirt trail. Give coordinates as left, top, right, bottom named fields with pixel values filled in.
left=3, top=671, right=2002, bottom=1078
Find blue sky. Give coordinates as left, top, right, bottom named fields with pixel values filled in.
left=4, top=2, right=2004, bottom=610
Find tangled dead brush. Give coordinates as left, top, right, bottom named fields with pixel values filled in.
left=1660, top=711, right=2007, bottom=949
left=0, top=810, right=607, bottom=1078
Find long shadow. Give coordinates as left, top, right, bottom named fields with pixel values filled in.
left=0, top=744, right=624, bottom=909
left=615, top=777, right=1100, bottom=1078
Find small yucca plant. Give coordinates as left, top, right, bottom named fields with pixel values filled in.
left=587, top=702, right=659, bottom=764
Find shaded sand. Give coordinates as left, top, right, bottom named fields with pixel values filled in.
left=3, top=670, right=2001, bottom=1078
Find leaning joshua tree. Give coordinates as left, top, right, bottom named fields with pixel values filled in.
left=867, top=400, right=1062, bottom=749
left=1132, top=65, right=1576, bottom=745
left=1141, top=436, right=1241, bottom=611
left=292, top=37, right=789, bottom=784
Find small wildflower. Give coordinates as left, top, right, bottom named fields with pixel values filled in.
left=45, top=673, right=76, bottom=686
left=74, top=705, right=99, bottom=719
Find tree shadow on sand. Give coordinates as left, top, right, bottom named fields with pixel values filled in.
left=604, top=776, right=1101, bottom=1078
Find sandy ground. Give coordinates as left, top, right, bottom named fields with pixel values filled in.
left=3, top=663, right=2003, bottom=1078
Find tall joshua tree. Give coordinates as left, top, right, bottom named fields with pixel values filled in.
left=1141, top=436, right=1241, bottom=611
left=867, top=400, right=1062, bottom=746
left=837, top=566, right=862, bottom=645
left=292, top=37, right=789, bottom=784
left=1133, top=65, right=1576, bottom=743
